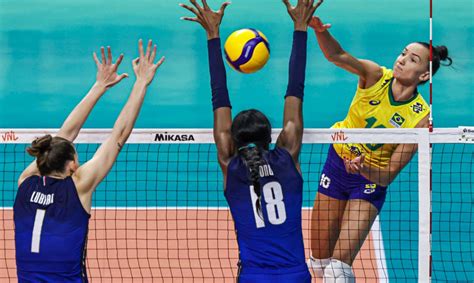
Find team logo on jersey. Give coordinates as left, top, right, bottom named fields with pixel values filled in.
left=364, top=184, right=377, bottom=194
left=389, top=113, right=405, bottom=128
left=369, top=100, right=381, bottom=106
left=411, top=102, right=424, bottom=114
left=320, top=173, right=331, bottom=189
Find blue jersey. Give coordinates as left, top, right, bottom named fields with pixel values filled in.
left=14, top=176, right=90, bottom=282
left=225, top=147, right=308, bottom=276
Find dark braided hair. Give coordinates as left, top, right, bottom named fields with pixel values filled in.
left=417, top=42, right=453, bottom=84
left=231, top=109, right=272, bottom=219
left=26, top=135, right=76, bottom=176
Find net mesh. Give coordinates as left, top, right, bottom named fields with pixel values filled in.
left=0, top=129, right=472, bottom=282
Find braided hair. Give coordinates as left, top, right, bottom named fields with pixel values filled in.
left=231, top=109, right=272, bottom=218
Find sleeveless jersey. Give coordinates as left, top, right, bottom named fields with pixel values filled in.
left=14, top=175, right=90, bottom=281
left=225, top=147, right=307, bottom=274
left=332, top=67, right=430, bottom=168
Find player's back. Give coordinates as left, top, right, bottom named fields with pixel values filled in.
left=225, top=146, right=307, bottom=275
left=14, top=175, right=90, bottom=282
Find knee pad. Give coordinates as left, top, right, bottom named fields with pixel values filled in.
left=307, top=256, right=331, bottom=278
left=323, top=259, right=355, bottom=283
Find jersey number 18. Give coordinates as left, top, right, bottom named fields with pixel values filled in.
left=250, top=181, right=287, bottom=228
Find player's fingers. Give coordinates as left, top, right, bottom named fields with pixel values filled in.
left=100, top=47, right=106, bottom=64
left=189, top=0, right=203, bottom=12
left=179, top=3, right=199, bottom=16
left=107, top=46, right=112, bottom=65
left=201, top=0, right=210, bottom=10
left=145, top=39, right=152, bottom=61
left=313, top=0, right=323, bottom=10
left=93, top=52, right=100, bottom=67
left=132, top=57, right=140, bottom=68
left=114, top=54, right=124, bottom=69
left=154, top=56, right=165, bottom=70
left=138, top=39, right=144, bottom=58
left=282, top=0, right=292, bottom=10
left=117, top=73, right=129, bottom=81
left=180, top=17, right=201, bottom=23
left=150, top=45, right=157, bottom=63
left=219, top=2, right=231, bottom=14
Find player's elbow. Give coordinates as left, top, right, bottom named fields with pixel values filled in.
left=325, top=50, right=345, bottom=64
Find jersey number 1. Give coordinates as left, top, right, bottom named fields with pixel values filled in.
left=31, top=209, right=46, bottom=253
left=250, top=181, right=287, bottom=228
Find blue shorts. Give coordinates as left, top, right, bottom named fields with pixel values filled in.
left=238, top=270, right=311, bottom=283
left=17, top=270, right=86, bottom=283
left=317, top=145, right=388, bottom=212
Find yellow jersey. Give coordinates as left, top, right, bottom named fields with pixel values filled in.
left=332, top=67, right=429, bottom=168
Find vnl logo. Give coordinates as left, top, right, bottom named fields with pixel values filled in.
left=1, top=131, right=19, bottom=142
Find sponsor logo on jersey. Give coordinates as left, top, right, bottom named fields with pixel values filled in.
left=369, top=100, right=381, bottom=106
left=349, top=145, right=362, bottom=156
left=364, top=184, right=377, bottom=194
left=320, top=173, right=331, bottom=189
left=381, top=79, right=391, bottom=88
left=411, top=102, right=424, bottom=114
left=389, top=112, right=405, bottom=128
left=154, top=132, right=195, bottom=142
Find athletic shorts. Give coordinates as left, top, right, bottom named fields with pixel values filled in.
left=17, top=270, right=86, bottom=283
left=317, top=145, right=388, bottom=212
left=238, top=270, right=311, bottom=283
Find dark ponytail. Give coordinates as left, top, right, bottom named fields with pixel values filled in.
left=27, top=135, right=76, bottom=176
left=239, top=144, right=266, bottom=218
left=417, top=42, right=453, bottom=76
left=231, top=109, right=272, bottom=219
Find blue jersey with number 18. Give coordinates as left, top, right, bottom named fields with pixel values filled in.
left=224, top=146, right=307, bottom=275
left=14, top=175, right=90, bottom=282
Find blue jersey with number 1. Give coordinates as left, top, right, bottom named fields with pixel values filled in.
left=14, top=175, right=90, bottom=282
left=225, top=147, right=309, bottom=279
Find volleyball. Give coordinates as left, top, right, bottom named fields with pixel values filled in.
left=224, top=28, right=270, bottom=74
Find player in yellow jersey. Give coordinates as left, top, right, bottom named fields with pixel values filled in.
left=306, top=17, right=452, bottom=281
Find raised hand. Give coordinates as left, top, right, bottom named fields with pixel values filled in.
left=309, top=16, right=331, bottom=33
left=282, top=0, right=324, bottom=31
left=179, top=0, right=231, bottom=39
left=93, top=46, right=128, bottom=89
left=132, top=39, right=165, bottom=85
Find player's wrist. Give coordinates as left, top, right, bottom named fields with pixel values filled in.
left=207, top=31, right=220, bottom=40
left=294, top=23, right=308, bottom=31
left=92, top=81, right=108, bottom=93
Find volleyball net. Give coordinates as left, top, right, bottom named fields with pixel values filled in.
left=0, top=128, right=472, bottom=282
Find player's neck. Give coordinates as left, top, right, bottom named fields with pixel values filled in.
left=46, top=172, right=70, bottom=179
left=391, top=79, right=418, bottom=102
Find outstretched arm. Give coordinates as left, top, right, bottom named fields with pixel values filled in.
left=73, top=40, right=164, bottom=212
left=309, top=16, right=383, bottom=89
left=57, top=47, right=129, bottom=141
left=18, top=47, right=128, bottom=186
left=277, top=0, right=323, bottom=164
left=180, top=0, right=233, bottom=172
left=345, top=116, right=429, bottom=186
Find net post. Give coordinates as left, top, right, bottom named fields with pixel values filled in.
left=418, top=128, right=431, bottom=282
